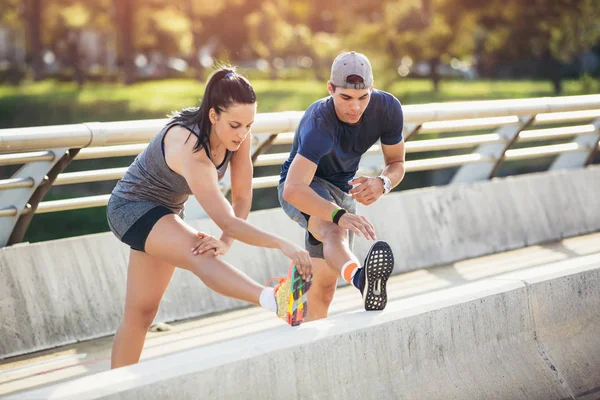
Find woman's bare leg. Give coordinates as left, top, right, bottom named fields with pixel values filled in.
left=112, top=214, right=270, bottom=368
left=111, top=250, right=175, bottom=368
left=144, top=213, right=264, bottom=306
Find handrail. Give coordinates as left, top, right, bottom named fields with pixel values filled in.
left=1, top=94, right=599, bottom=246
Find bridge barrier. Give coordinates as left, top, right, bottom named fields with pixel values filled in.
left=1, top=165, right=598, bottom=360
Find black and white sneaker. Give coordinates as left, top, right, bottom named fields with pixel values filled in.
left=359, top=241, right=395, bottom=311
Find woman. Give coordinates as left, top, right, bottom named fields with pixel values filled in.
left=106, top=68, right=312, bottom=369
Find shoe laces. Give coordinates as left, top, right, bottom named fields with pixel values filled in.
left=265, top=262, right=295, bottom=290
left=265, top=276, right=285, bottom=288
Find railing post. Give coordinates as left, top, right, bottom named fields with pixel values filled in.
left=550, top=118, right=600, bottom=170
left=0, top=148, right=73, bottom=247
left=451, top=116, right=535, bottom=184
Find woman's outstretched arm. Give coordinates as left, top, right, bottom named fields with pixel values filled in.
left=181, top=139, right=312, bottom=276
left=219, top=133, right=253, bottom=251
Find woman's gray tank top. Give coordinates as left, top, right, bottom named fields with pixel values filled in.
left=112, top=121, right=233, bottom=212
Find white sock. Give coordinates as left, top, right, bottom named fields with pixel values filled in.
left=259, top=287, right=277, bottom=312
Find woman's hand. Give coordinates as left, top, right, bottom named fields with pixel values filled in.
left=191, top=232, right=231, bottom=256
left=278, top=239, right=312, bottom=280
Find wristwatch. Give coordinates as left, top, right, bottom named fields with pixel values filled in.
left=378, top=175, right=392, bottom=195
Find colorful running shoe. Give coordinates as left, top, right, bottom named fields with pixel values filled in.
left=267, top=263, right=312, bottom=326
left=358, top=241, right=395, bottom=311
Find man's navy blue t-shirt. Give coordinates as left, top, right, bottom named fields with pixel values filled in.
left=279, top=89, right=404, bottom=193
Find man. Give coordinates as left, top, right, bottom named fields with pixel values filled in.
left=278, top=51, right=406, bottom=321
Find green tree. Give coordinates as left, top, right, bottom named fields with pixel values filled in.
left=245, top=0, right=315, bottom=79
left=478, top=0, right=600, bottom=93
left=186, top=0, right=226, bottom=78
left=0, top=1, right=22, bottom=56
left=390, top=0, right=479, bottom=92
left=42, top=0, right=113, bottom=86
left=344, top=0, right=479, bottom=91
left=304, top=31, right=342, bottom=80
left=544, top=0, right=600, bottom=90
left=25, top=0, right=44, bottom=80
left=245, top=0, right=293, bottom=79
left=0, top=0, right=20, bottom=26
left=0, top=0, right=24, bottom=83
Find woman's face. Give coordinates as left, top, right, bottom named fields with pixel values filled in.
left=210, top=103, right=256, bottom=151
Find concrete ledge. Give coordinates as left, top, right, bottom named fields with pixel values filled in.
left=1, top=166, right=599, bottom=359
left=8, top=259, right=600, bottom=399
left=352, top=165, right=600, bottom=273
left=0, top=212, right=303, bottom=360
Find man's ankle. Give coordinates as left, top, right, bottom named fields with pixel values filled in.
left=305, top=312, right=328, bottom=322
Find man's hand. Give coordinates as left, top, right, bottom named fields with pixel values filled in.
left=191, top=232, right=232, bottom=256
left=337, top=212, right=377, bottom=240
left=348, top=176, right=385, bottom=206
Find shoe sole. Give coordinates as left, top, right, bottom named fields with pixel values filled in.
left=289, top=266, right=312, bottom=326
left=363, top=241, right=394, bottom=311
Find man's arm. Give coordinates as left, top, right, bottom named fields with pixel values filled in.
left=379, top=94, right=405, bottom=189
left=349, top=140, right=405, bottom=206
left=380, top=139, right=406, bottom=189
left=283, top=154, right=377, bottom=240
left=282, top=154, right=339, bottom=222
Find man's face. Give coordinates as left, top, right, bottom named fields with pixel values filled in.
left=328, top=81, right=373, bottom=124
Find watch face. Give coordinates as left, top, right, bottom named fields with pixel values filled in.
left=380, top=176, right=391, bottom=194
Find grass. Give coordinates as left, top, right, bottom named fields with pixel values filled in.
left=0, top=79, right=327, bottom=128
left=0, top=77, right=596, bottom=129
left=387, top=79, right=595, bottom=103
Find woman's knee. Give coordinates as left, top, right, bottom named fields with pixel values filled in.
left=124, top=303, right=160, bottom=328
left=185, top=254, right=221, bottom=279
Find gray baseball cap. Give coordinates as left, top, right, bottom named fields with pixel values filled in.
left=330, top=51, right=373, bottom=89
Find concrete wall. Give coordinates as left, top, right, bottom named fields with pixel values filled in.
left=352, top=165, right=600, bottom=272
left=8, top=256, right=600, bottom=399
left=1, top=166, right=599, bottom=359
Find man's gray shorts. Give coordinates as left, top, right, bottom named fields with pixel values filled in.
left=277, top=176, right=356, bottom=259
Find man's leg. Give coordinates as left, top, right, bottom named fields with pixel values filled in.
left=308, top=217, right=356, bottom=275
left=277, top=180, right=393, bottom=317
left=304, top=216, right=359, bottom=321
left=305, top=257, right=338, bottom=321
left=308, top=215, right=395, bottom=312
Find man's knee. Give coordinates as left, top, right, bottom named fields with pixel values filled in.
left=321, top=224, right=347, bottom=244
left=312, top=281, right=337, bottom=305
left=308, top=216, right=346, bottom=243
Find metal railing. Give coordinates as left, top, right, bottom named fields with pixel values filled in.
left=1, top=95, right=599, bottom=247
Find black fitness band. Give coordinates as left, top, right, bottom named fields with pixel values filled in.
left=332, top=209, right=347, bottom=225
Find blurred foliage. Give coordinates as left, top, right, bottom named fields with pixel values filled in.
left=1, top=0, right=598, bottom=243
left=0, top=0, right=598, bottom=90
left=0, top=0, right=22, bottom=28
